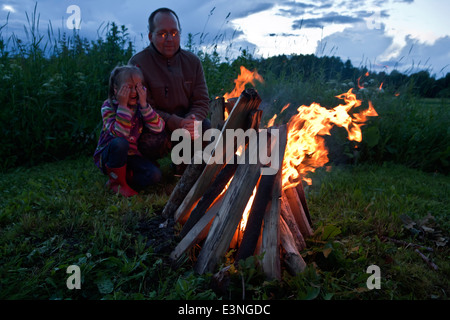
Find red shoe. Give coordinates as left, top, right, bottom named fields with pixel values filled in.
left=105, top=164, right=138, bottom=197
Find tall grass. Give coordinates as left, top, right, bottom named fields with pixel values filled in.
left=0, top=5, right=133, bottom=170
left=0, top=6, right=449, bottom=174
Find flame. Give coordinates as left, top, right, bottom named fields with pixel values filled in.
left=223, top=66, right=264, bottom=101
left=280, top=103, right=290, bottom=114
left=213, top=67, right=377, bottom=242
left=357, top=72, right=370, bottom=89
left=239, top=185, right=258, bottom=232
left=224, top=108, right=229, bottom=120
left=379, top=82, right=384, bottom=91
left=281, top=89, right=377, bottom=189
left=267, top=103, right=289, bottom=128
left=267, top=114, right=277, bottom=127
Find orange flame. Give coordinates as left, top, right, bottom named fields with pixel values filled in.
left=281, top=89, right=377, bottom=189
left=223, top=66, right=264, bottom=101
left=280, top=103, right=290, bottom=114
left=239, top=185, right=258, bottom=232
left=357, top=72, right=370, bottom=89
left=267, top=114, right=277, bottom=127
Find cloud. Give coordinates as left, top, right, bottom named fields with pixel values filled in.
left=314, top=23, right=392, bottom=66
left=382, top=35, right=450, bottom=76
left=2, top=4, right=16, bottom=13
left=293, top=12, right=365, bottom=29
left=231, top=2, right=276, bottom=19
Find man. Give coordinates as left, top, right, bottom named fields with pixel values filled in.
left=129, top=8, right=210, bottom=163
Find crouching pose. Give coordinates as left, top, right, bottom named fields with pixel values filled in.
left=93, top=65, right=165, bottom=197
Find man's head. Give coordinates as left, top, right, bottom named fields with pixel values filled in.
left=148, top=8, right=181, bottom=59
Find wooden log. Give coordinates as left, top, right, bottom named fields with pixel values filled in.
left=210, top=97, right=226, bottom=129
left=284, top=187, right=313, bottom=238
left=295, top=181, right=312, bottom=226
left=247, top=110, right=262, bottom=131
left=174, top=89, right=262, bottom=223
left=194, top=134, right=263, bottom=275
left=180, top=106, right=261, bottom=236
left=259, top=125, right=287, bottom=280
left=235, top=172, right=275, bottom=262
left=280, top=193, right=306, bottom=251
left=161, top=161, right=206, bottom=219
left=236, top=125, right=286, bottom=262
left=180, top=160, right=238, bottom=238
left=280, top=216, right=307, bottom=275
left=169, top=195, right=224, bottom=262
left=260, top=175, right=281, bottom=280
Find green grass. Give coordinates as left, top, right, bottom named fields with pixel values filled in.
left=1, top=157, right=448, bottom=300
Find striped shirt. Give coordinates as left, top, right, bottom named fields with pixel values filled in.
left=93, top=99, right=165, bottom=171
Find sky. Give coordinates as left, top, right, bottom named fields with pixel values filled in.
left=1, top=0, right=449, bottom=77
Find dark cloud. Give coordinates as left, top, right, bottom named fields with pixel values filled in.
left=268, top=32, right=298, bottom=37
left=231, top=2, right=276, bottom=18
left=293, top=12, right=365, bottom=29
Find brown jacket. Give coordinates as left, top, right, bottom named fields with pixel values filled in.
left=129, top=44, right=210, bottom=132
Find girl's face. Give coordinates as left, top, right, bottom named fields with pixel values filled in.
left=115, top=73, right=144, bottom=106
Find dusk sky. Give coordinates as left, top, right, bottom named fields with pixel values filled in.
left=2, top=0, right=449, bottom=77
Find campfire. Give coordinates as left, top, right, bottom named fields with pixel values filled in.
left=162, top=67, right=377, bottom=280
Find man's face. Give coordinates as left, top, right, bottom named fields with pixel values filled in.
left=149, top=12, right=180, bottom=59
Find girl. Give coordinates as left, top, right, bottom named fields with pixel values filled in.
left=94, top=65, right=165, bottom=197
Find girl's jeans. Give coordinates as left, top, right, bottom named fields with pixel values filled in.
left=101, top=137, right=162, bottom=190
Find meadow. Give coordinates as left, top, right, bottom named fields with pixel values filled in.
left=0, top=11, right=449, bottom=300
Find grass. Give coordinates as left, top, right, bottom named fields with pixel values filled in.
left=1, top=4, right=449, bottom=300
left=1, top=156, right=448, bottom=300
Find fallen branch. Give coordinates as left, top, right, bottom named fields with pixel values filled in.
left=414, top=249, right=438, bottom=271
left=381, top=236, right=433, bottom=252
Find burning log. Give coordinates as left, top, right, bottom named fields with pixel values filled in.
left=280, top=194, right=306, bottom=252
left=235, top=172, right=276, bottom=262
left=258, top=124, right=286, bottom=280
left=180, top=160, right=238, bottom=238
left=174, top=89, right=262, bottom=224
left=194, top=133, right=263, bottom=275
left=210, top=97, right=226, bottom=130
left=235, top=127, right=282, bottom=262
left=170, top=195, right=224, bottom=262
left=260, top=168, right=282, bottom=280
left=284, top=187, right=313, bottom=238
left=295, top=181, right=312, bottom=226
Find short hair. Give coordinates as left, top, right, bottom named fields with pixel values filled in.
left=148, top=8, right=181, bottom=33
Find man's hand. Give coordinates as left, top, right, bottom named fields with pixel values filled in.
left=181, top=115, right=200, bottom=140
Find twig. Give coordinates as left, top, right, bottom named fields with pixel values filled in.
left=381, top=236, right=433, bottom=252
left=414, top=249, right=438, bottom=271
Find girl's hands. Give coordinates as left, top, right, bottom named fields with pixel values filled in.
left=137, top=84, right=147, bottom=107
left=116, top=84, right=130, bottom=107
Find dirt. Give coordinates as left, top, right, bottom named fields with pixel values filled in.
left=136, top=213, right=178, bottom=255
